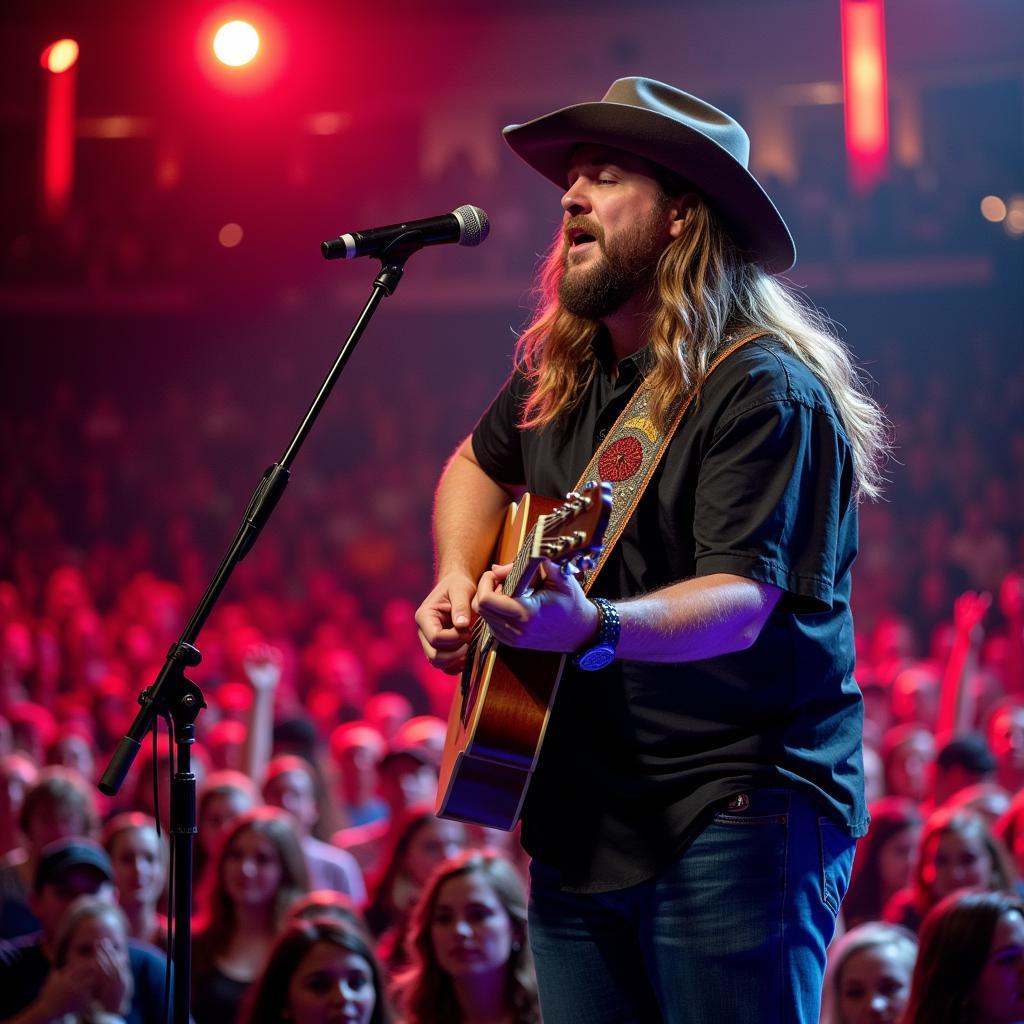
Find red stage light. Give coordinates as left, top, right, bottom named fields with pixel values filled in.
left=841, top=0, right=890, bottom=192
left=196, top=6, right=285, bottom=96
left=213, top=20, right=260, bottom=67
left=40, top=39, right=79, bottom=222
left=41, top=38, right=79, bottom=74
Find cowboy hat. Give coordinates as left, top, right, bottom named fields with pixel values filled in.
left=502, top=77, right=796, bottom=274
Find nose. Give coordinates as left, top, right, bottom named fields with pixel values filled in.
left=455, top=919, right=474, bottom=938
left=561, top=179, right=591, bottom=217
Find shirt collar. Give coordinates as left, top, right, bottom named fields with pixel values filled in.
left=589, top=329, right=654, bottom=382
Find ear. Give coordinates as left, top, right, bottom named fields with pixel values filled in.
left=667, top=193, right=699, bottom=239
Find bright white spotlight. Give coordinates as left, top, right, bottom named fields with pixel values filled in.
left=213, top=20, right=260, bottom=67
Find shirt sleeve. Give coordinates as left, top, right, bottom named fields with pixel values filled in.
left=692, top=396, right=852, bottom=613
left=470, top=369, right=529, bottom=486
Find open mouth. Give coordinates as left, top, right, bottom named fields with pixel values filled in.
left=567, top=226, right=599, bottom=250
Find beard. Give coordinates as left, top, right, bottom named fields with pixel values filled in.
left=558, top=206, right=669, bottom=320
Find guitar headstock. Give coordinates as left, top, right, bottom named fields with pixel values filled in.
left=535, top=480, right=614, bottom=574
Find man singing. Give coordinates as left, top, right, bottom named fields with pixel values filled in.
left=416, top=77, right=888, bottom=1023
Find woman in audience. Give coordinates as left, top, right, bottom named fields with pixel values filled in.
left=49, top=895, right=133, bottom=1024
left=902, top=889, right=1024, bottom=1024
left=286, top=889, right=371, bottom=939
left=842, top=797, right=923, bottom=930
left=820, top=921, right=918, bottom=1024
left=364, top=805, right=467, bottom=971
left=239, top=916, right=391, bottom=1024
left=883, top=806, right=1017, bottom=933
left=393, top=849, right=540, bottom=1024
left=193, top=769, right=259, bottom=895
left=191, top=807, right=310, bottom=1024
left=101, top=812, right=167, bottom=948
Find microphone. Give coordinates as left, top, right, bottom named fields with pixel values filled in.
left=321, top=205, right=490, bottom=260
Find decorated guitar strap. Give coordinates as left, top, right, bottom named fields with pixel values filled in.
left=573, top=330, right=770, bottom=594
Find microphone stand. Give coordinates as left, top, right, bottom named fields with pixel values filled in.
left=98, top=240, right=421, bottom=1024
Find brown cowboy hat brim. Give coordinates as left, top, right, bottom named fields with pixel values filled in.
left=503, top=100, right=796, bottom=275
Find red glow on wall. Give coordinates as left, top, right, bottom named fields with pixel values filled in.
left=841, top=0, right=890, bottom=192
left=40, top=40, right=79, bottom=222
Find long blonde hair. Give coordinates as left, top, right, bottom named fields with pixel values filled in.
left=515, top=196, right=890, bottom=499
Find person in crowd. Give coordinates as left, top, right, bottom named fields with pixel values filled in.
left=191, top=807, right=310, bottom=1024
left=902, top=889, right=1024, bottom=1024
left=48, top=895, right=134, bottom=1023
left=0, top=839, right=169, bottom=1024
left=0, top=753, right=37, bottom=859
left=238, top=916, right=392, bottom=1024
left=193, top=769, right=260, bottom=895
left=285, top=890, right=371, bottom=940
left=842, top=797, right=923, bottom=930
left=987, top=698, right=1024, bottom=796
left=880, top=723, right=935, bottom=804
left=996, top=790, right=1024, bottom=882
left=390, top=717, right=447, bottom=768
left=883, top=806, right=1017, bottom=933
left=890, top=663, right=942, bottom=732
left=862, top=743, right=885, bottom=803
left=364, top=806, right=468, bottom=971
left=44, top=724, right=96, bottom=784
left=262, top=755, right=365, bottom=903
left=0, top=766, right=99, bottom=940
left=329, top=723, right=388, bottom=829
left=393, top=849, right=541, bottom=1024
left=932, top=733, right=997, bottom=811
left=6, top=704, right=58, bottom=769
left=944, top=782, right=1012, bottom=829
left=363, top=694, right=413, bottom=747
left=207, top=719, right=248, bottom=773
left=100, top=813, right=167, bottom=949
left=334, top=746, right=440, bottom=876
left=819, top=921, right=918, bottom=1024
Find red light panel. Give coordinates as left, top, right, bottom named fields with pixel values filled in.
left=841, top=0, right=890, bottom=191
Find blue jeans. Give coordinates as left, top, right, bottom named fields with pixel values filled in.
left=527, top=788, right=854, bottom=1024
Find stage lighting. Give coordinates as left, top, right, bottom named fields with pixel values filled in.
left=980, top=196, right=1007, bottom=224
left=41, top=38, right=79, bottom=74
left=213, top=20, right=260, bottom=67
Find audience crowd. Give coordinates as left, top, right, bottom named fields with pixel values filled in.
left=1, top=312, right=1022, bottom=1023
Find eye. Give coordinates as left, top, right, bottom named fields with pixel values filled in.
left=344, top=971, right=370, bottom=992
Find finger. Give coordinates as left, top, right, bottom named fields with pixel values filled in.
left=490, top=562, right=513, bottom=582
left=537, top=557, right=580, bottom=594
left=418, top=630, right=469, bottom=668
left=477, top=576, right=526, bottom=621
left=447, top=582, right=477, bottom=629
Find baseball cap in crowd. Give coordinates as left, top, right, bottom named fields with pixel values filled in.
left=35, top=838, right=114, bottom=892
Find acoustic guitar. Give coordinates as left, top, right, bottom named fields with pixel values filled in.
left=436, top=480, right=613, bottom=830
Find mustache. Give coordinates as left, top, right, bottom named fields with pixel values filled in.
left=562, top=216, right=606, bottom=253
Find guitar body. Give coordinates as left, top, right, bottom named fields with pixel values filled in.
left=436, top=493, right=572, bottom=831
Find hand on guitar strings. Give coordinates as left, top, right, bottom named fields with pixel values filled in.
left=415, top=569, right=480, bottom=674
left=474, top=561, right=601, bottom=654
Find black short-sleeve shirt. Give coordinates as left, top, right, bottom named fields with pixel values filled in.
left=472, top=335, right=868, bottom=893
